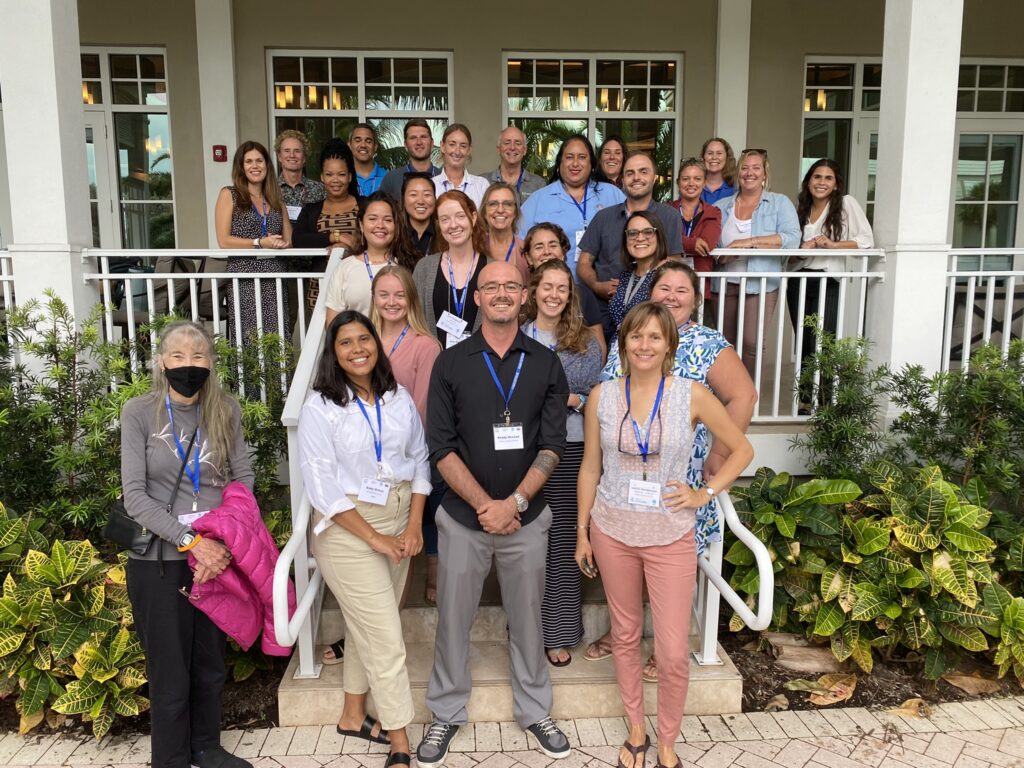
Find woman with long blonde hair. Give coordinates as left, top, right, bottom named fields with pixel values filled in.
left=520, top=260, right=603, bottom=666
left=121, top=320, right=255, bottom=768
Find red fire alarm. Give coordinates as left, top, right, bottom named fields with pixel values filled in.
left=213, top=145, right=228, bottom=162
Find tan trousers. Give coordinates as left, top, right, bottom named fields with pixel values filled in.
left=311, top=482, right=414, bottom=729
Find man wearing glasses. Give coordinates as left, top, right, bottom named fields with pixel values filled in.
left=576, top=152, right=684, bottom=340
left=419, top=261, right=571, bottom=768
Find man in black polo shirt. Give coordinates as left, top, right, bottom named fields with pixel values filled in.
left=576, top=151, right=684, bottom=340
left=418, top=261, right=571, bottom=768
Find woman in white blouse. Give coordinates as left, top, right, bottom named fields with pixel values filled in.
left=298, top=309, right=431, bottom=768
left=788, top=159, right=874, bottom=406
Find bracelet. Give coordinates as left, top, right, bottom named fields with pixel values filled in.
left=178, top=532, right=202, bottom=552
left=253, top=237, right=261, bottom=249
left=576, top=524, right=589, bottom=530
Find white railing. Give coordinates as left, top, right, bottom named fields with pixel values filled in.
left=0, top=250, right=16, bottom=363
left=82, top=249, right=327, bottom=401
left=696, top=250, right=885, bottom=422
left=943, top=248, right=1024, bottom=371
left=271, top=250, right=344, bottom=678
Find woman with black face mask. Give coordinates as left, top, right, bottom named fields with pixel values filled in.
left=120, top=321, right=256, bottom=768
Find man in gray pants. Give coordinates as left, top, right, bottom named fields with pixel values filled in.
left=419, top=261, right=571, bottom=768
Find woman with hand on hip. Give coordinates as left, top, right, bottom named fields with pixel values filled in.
left=575, top=303, right=753, bottom=768
left=520, top=260, right=603, bottom=666
left=298, top=311, right=430, bottom=768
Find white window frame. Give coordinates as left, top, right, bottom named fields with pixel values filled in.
left=265, top=49, right=455, bottom=137
left=81, top=45, right=178, bottom=248
left=501, top=52, right=684, bottom=179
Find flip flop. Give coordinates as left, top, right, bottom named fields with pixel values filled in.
left=336, top=714, right=389, bottom=745
left=322, top=639, right=345, bottom=666
left=583, top=635, right=613, bottom=661
left=546, top=647, right=572, bottom=667
left=617, top=735, right=651, bottom=768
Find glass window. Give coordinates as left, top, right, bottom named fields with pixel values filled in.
left=956, top=64, right=1024, bottom=113
left=269, top=51, right=453, bottom=174
left=505, top=54, right=681, bottom=200
left=952, top=133, right=1021, bottom=269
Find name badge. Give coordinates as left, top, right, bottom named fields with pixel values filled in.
left=445, top=332, right=471, bottom=349
left=286, top=205, right=303, bottom=222
left=178, top=510, right=210, bottom=525
left=493, top=422, right=524, bottom=451
left=628, top=479, right=663, bottom=510
left=437, top=311, right=468, bottom=338
left=575, top=230, right=585, bottom=247
left=358, top=477, right=391, bottom=506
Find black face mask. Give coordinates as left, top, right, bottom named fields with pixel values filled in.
left=164, top=366, right=210, bottom=398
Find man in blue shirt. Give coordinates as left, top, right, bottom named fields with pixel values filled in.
left=576, top=152, right=684, bottom=339
left=349, top=123, right=387, bottom=196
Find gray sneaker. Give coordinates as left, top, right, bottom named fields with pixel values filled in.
left=416, top=722, right=460, bottom=768
left=527, top=717, right=571, bottom=759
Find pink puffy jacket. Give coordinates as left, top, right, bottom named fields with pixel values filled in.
left=187, top=481, right=296, bottom=655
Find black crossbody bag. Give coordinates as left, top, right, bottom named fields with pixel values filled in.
left=104, top=427, right=199, bottom=556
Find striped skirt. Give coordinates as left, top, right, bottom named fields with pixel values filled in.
left=541, top=440, right=585, bottom=649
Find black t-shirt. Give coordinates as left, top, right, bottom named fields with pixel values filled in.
left=431, top=257, right=483, bottom=347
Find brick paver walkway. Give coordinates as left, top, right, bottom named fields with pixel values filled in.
left=2, top=699, right=1024, bottom=767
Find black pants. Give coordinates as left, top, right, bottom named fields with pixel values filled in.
left=785, top=269, right=841, bottom=405
left=127, top=558, right=227, bottom=768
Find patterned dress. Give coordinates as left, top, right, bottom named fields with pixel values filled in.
left=601, top=322, right=729, bottom=555
left=225, top=188, right=290, bottom=343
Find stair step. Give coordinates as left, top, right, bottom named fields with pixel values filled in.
left=277, top=638, right=742, bottom=725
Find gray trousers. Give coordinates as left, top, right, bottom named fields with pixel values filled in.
left=427, top=505, right=553, bottom=728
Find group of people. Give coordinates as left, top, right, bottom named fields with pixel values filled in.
left=124, top=119, right=876, bottom=768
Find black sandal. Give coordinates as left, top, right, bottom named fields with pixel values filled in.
left=546, top=647, right=572, bottom=667
left=386, top=752, right=411, bottom=768
left=617, top=735, right=651, bottom=768
left=336, top=714, right=390, bottom=745
left=322, top=639, right=345, bottom=666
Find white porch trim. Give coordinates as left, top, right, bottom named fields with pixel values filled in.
left=714, top=0, right=751, bottom=151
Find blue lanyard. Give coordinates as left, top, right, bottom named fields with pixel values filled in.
left=515, top=167, right=525, bottom=194
left=164, top=395, right=200, bottom=499
left=443, top=176, right=468, bottom=192
left=363, top=252, right=392, bottom=280
left=253, top=198, right=269, bottom=237
left=680, top=203, right=701, bottom=238
left=504, top=239, right=516, bottom=263
left=389, top=324, right=410, bottom=356
left=354, top=394, right=384, bottom=465
left=562, top=183, right=588, bottom=223
left=446, top=253, right=476, bottom=317
left=625, top=376, right=665, bottom=474
left=483, top=350, right=525, bottom=425
left=529, top=322, right=556, bottom=351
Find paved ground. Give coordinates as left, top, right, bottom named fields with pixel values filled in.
left=1, top=699, right=1024, bottom=768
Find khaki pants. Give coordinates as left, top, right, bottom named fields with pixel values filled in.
left=311, top=482, right=414, bottom=729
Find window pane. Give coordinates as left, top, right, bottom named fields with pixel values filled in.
left=650, top=61, right=674, bottom=86
left=511, top=118, right=588, bottom=180
left=508, top=87, right=532, bottom=112
left=977, top=90, right=1004, bottom=111
left=142, top=81, right=167, bottom=106
left=596, top=88, right=621, bottom=112
left=421, top=58, right=448, bottom=84
left=115, top=112, right=173, bottom=201
left=958, top=65, right=978, bottom=88
left=1008, top=67, right=1024, bottom=88
left=120, top=203, right=174, bottom=248
left=563, top=60, right=588, bottom=85
left=395, top=86, right=421, bottom=110
left=533, top=88, right=558, bottom=111
left=952, top=204, right=983, bottom=247
left=597, top=118, right=675, bottom=200
left=275, top=84, right=300, bottom=110
left=331, top=58, right=357, bottom=83
left=536, top=61, right=560, bottom=85
left=507, top=59, right=533, bottom=85
left=805, top=64, right=853, bottom=87
left=596, top=60, right=620, bottom=85
left=561, top=87, right=588, bottom=111
left=366, top=86, right=392, bottom=109
left=985, top=203, right=1017, bottom=247
left=861, top=90, right=881, bottom=111
left=862, top=64, right=882, bottom=88
left=364, top=58, right=391, bottom=84
left=303, top=57, right=329, bottom=83
left=82, top=80, right=102, bottom=105
left=1007, top=91, right=1024, bottom=112
left=304, top=84, right=329, bottom=110
left=957, top=90, right=976, bottom=111
left=623, top=61, right=648, bottom=85
left=988, top=135, right=1022, bottom=201
left=110, top=54, right=137, bottom=78
left=622, top=88, right=647, bottom=111
left=801, top=119, right=851, bottom=181
left=139, top=54, right=165, bottom=79
left=113, top=82, right=140, bottom=105
left=804, top=88, right=852, bottom=112
left=331, top=86, right=358, bottom=110
left=979, top=65, right=1006, bottom=88
left=81, top=53, right=101, bottom=79
left=274, top=56, right=301, bottom=82
left=656, top=89, right=675, bottom=111
left=422, top=87, right=448, bottom=111
left=394, top=58, right=419, bottom=84
left=955, top=134, right=989, bottom=201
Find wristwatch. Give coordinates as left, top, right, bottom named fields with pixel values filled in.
left=572, top=393, right=588, bottom=413
left=703, top=485, right=716, bottom=499
left=178, top=530, right=197, bottom=549
left=513, top=492, right=529, bottom=513
left=253, top=237, right=261, bottom=249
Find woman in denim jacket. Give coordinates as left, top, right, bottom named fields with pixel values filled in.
left=712, top=149, right=800, bottom=378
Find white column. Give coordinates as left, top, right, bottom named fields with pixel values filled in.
left=0, top=0, right=94, bottom=318
left=714, top=0, right=751, bottom=150
left=195, top=0, right=238, bottom=247
left=867, top=0, right=963, bottom=375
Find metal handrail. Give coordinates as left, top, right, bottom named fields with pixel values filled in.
left=698, top=491, right=774, bottom=631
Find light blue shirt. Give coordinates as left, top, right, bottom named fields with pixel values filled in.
left=714, top=191, right=800, bottom=293
left=518, top=180, right=626, bottom=276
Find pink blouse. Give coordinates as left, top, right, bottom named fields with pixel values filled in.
left=389, top=331, right=441, bottom=424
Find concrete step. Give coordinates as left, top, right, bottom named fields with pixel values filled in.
left=277, top=638, right=743, bottom=726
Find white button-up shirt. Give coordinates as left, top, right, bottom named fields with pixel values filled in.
left=433, top=169, right=490, bottom=209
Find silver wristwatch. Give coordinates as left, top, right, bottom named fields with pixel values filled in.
left=513, top=492, right=529, bottom=513
left=253, top=237, right=261, bottom=249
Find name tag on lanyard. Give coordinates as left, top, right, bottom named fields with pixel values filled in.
left=628, top=479, right=662, bottom=509
left=358, top=477, right=391, bottom=506
left=493, top=423, right=524, bottom=451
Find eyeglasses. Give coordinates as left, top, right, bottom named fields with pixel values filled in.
left=626, top=227, right=657, bottom=240
left=479, top=282, right=524, bottom=295
left=742, top=148, right=769, bottom=158
left=617, top=411, right=663, bottom=458
left=486, top=200, right=516, bottom=210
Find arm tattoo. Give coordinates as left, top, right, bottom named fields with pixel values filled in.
left=531, top=449, right=559, bottom=480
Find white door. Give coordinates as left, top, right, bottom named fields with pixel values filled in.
left=849, top=117, right=878, bottom=226
left=84, top=112, right=119, bottom=248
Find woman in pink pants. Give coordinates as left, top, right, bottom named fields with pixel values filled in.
left=575, top=303, right=752, bottom=768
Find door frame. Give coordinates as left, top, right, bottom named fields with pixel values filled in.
left=83, top=111, right=120, bottom=248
